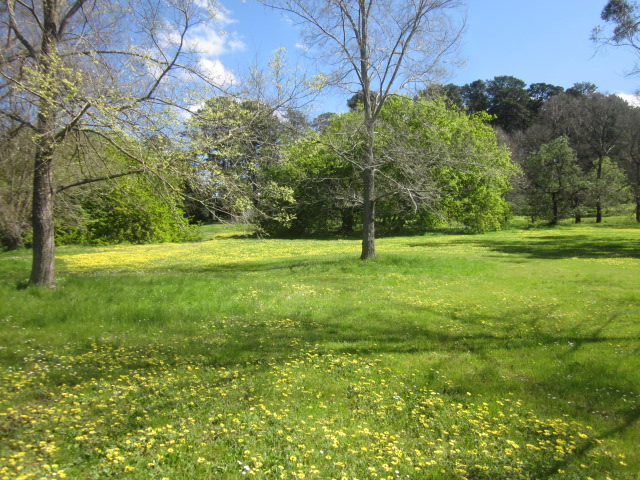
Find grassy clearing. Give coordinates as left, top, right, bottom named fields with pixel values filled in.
left=1, top=218, right=639, bottom=479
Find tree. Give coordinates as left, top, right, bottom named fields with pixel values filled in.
left=486, top=76, right=533, bottom=133
left=523, top=90, right=632, bottom=222
left=0, top=0, right=220, bottom=287
left=572, top=93, right=629, bottom=222
left=186, top=97, right=287, bottom=223
left=459, top=79, right=490, bottom=114
left=0, top=124, right=33, bottom=250
left=260, top=97, right=515, bottom=236
left=259, top=0, right=464, bottom=259
left=593, top=0, right=640, bottom=74
left=566, top=81, right=598, bottom=97
left=527, top=82, right=564, bottom=117
left=525, top=136, right=586, bottom=225
left=618, top=104, right=640, bottom=221
left=416, top=83, right=463, bottom=110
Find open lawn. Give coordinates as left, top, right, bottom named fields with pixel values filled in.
left=1, top=219, right=639, bottom=479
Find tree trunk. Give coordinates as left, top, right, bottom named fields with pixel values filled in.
left=29, top=137, right=57, bottom=288
left=550, top=193, right=559, bottom=225
left=595, top=157, right=603, bottom=223
left=361, top=164, right=376, bottom=259
left=29, top=4, right=59, bottom=288
left=635, top=193, right=640, bottom=223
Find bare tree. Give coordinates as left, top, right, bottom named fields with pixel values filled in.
left=0, top=0, right=224, bottom=287
left=259, top=0, right=465, bottom=259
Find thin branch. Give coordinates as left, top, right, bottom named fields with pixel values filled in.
left=56, top=168, right=144, bottom=193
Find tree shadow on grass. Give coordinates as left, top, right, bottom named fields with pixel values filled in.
left=409, top=234, right=640, bottom=260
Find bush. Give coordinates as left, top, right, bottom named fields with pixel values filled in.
left=55, top=177, right=199, bottom=245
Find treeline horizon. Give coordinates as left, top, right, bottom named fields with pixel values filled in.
left=2, top=73, right=640, bottom=253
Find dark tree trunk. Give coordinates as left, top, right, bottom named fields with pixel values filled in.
left=361, top=163, right=376, bottom=259
left=595, top=157, right=603, bottom=223
left=29, top=3, right=59, bottom=288
left=635, top=193, right=640, bottom=223
left=550, top=192, right=559, bottom=225
left=29, top=142, right=56, bottom=288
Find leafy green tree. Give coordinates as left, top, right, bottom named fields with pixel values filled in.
left=186, top=97, right=289, bottom=223
left=525, top=137, right=586, bottom=225
left=521, top=90, right=632, bottom=222
left=56, top=176, right=198, bottom=245
left=585, top=156, right=630, bottom=218
left=416, top=83, right=464, bottom=110
left=619, top=105, right=640, bottom=221
left=460, top=80, right=490, bottom=114
left=528, top=83, right=564, bottom=117
left=572, top=93, right=629, bottom=222
left=486, top=76, right=533, bottom=133
left=260, top=97, right=516, bottom=236
left=566, top=82, right=598, bottom=97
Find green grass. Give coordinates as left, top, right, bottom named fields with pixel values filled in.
left=1, top=218, right=639, bottom=479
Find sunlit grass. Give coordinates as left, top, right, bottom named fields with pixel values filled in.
left=1, top=218, right=639, bottom=479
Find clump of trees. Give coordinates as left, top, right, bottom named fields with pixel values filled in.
left=255, top=96, right=515, bottom=236
left=423, top=73, right=639, bottom=225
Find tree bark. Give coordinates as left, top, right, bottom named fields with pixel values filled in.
left=29, top=140, right=56, bottom=288
left=595, top=157, right=603, bottom=223
left=361, top=163, right=376, bottom=259
left=29, top=2, right=59, bottom=288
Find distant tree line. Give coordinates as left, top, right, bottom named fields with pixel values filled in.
left=422, top=76, right=640, bottom=224
left=3, top=75, right=640, bottom=252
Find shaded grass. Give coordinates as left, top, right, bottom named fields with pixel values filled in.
left=1, top=220, right=639, bottom=479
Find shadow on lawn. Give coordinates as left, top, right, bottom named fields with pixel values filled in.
left=409, top=234, right=640, bottom=260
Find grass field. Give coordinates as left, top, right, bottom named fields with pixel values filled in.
left=1, top=219, right=639, bottom=479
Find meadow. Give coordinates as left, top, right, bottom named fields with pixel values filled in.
left=0, top=219, right=639, bottom=480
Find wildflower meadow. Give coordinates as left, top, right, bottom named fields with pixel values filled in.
left=1, top=220, right=639, bottom=479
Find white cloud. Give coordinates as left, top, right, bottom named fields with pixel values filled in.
left=228, top=32, right=246, bottom=52
left=200, top=58, right=236, bottom=86
left=617, top=93, right=640, bottom=107
left=186, top=24, right=228, bottom=57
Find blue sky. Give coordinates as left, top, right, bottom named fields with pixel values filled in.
left=205, top=0, right=640, bottom=113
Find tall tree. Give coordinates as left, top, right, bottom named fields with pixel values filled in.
left=572, top=93, right=629, bottom=222
left=259, top=0, right=464, bottom=259
left=459, top=79, right=490, bottom=114
left=618, top=105, right=640, bottom=221
left=186, top=96, right=287, bottom=223
left=261, top=96, right=516, bottom=236
left=525, top=136, right=586, bottom=225
left=486, top=76, right=533, bottom=133
left=0, top=0, right=220, bottom=287
left=527, top=82, right=564, bottom=117
left=0, top=124, right=33, bottom=249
